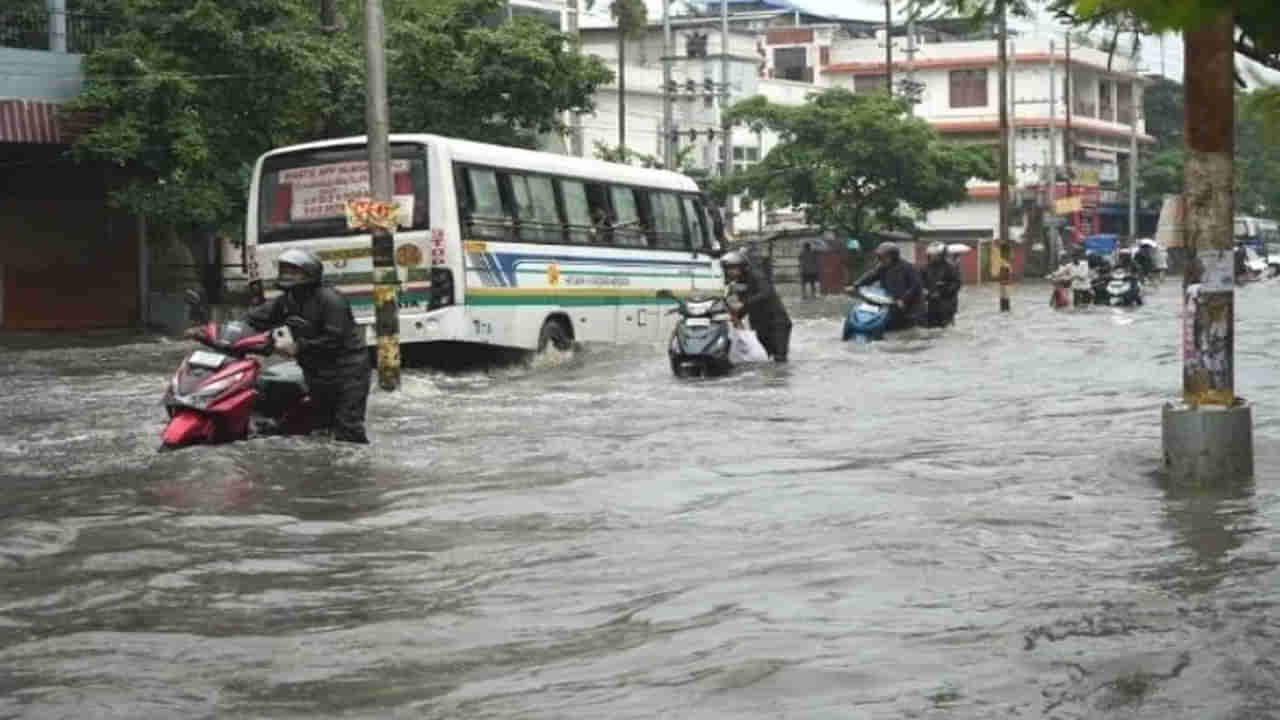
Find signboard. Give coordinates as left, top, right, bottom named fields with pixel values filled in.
left=280, top=159, right=414, bottom=228
left=1054, top=196, right=1083, bottom=214
left=1099, top=164, right=1119, bottom=184
left=1076, top=168, right=1100, bottom=186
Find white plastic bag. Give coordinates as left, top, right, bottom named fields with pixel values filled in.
left=730, top=327, right=771, bottom=363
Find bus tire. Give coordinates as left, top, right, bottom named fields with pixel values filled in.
left=537, top=317, right=573, bottom=352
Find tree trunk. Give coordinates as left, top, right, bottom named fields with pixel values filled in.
left=1181, top=10, right=1235, bottom=406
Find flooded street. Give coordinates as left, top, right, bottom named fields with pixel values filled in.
left=3, top=280, right=1280, bottom=719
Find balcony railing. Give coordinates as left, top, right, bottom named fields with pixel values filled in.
left=0, top=10, right=115, bottom=53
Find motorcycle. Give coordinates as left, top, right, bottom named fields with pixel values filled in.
left=1100, top=267, right=1144, bottom=307
left=658, top=289, right=734, bottom=377
left=160, top=290, right=313, bottom=450
left=841, top=283, right=896, bottom=343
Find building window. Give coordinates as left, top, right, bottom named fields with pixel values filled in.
left=733, top=145, right=760, bottom=175
left=949, top=69, right=988, bottom=108
left=854, top=74, right=888, bottom=95
left=773, top=47, right=811, bottom=83
left=1098, top=81, right=1113, bottom=121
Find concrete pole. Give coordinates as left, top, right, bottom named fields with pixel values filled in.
left=1064, top=34, right=1073, bottom=221
left=1048, top=39, right=1058, bottom=267
left=47, top=0, right=66, bottom=53
left=905, top=0, right=917, bottom=113
left=996, top=0, right=1011, bottom=312
left=363, top=0, right=400, bottom=391
left=662, top=0, right=674, bottom=168
left=567, top=0, right=584, bottom=156
left=1009, top=39, right=1017, bottom=181
left=1162, top=10, right=1252, bottom=485
left=884, top=0, right=893, bottom=96
left=1128, top=76, right=1139, bottom=240
left=721, top=0, right=733, bottom=234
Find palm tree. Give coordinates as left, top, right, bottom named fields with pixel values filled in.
left=587, top=0, right=648, bottom=153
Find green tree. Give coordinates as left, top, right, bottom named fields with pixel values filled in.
left=1235, top=90, right=1280, bottom=216
left=68, top=0, right=613, bottom=240
left=723, top=90, right=994, bottom=239
left=388, top=0, right=612, bottom=148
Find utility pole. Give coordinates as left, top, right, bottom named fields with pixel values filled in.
left=363, top=0, right=400, bottom=391
left=618, top=30, right=627, bottom=152
left=1161, top=9, right=1252, bottom=484
left=1064, top=33, right=1073, bottom=220
left=884, top=0, right=893, bottom=95
left=1048, top=38, right=1058, bottom=266
left=904, top=0, right=918, bottom=113
left=48, top=0, right=66, bottom=53
left=567, top=0, right=584, bottom=156
left=996, top=0, right=1010, bottom=312
left=1128, top=75, right=1139, bottom=242
left=662, top=0, right=674, bottom=168
left=1009, top=38, right=1017, bottom=181
left=721, top=0, right=733, bottom=234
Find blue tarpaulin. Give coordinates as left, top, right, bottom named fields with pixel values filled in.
left=1083, top=234, right=1118, bottom=254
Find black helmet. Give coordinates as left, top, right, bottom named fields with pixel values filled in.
left=277, top=248, right=322, bottom=290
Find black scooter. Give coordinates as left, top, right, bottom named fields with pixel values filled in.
left=657, top=289, right=733, bottom=377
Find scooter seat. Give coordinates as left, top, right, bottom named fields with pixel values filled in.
left=255, top=361, right=307, bottom=414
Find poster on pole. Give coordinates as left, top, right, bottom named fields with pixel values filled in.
left=1182, top=249, right=1235, bottom=406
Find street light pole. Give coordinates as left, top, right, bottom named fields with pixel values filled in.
left=363, top=0, right=400, bottom=391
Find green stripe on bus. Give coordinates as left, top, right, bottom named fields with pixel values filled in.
left=465, top=295, right=681, bottom=307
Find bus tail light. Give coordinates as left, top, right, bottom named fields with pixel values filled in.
left=429, top=267, right=454, bottom=309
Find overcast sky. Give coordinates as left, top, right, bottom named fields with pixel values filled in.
left=582, top=0, right=1280, bottom=88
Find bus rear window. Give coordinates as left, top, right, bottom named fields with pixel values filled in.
left=257, top=145, right=429, bottom=243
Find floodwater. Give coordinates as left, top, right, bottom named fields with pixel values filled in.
left=3, top=280, right=1280, bottom=719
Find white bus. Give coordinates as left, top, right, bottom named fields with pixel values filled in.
left=246, top=134, right=725, bottom=352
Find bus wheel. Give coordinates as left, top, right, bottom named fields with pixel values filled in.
left=537, top=317, right=573, bottom=352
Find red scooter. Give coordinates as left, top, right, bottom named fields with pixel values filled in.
left=160, top=290, right=313, bottom=450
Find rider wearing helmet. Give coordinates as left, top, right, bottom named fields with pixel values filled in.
left=855, top=241, right=923, bottom=331
left=244, top=248, right=371, bottom=443
left=721, top=249, right=792, bottom=362
left=921, top=242, right=961, bottom=328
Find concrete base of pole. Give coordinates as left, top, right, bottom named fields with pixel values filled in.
left=1162, top=401, right=1254, bottom=486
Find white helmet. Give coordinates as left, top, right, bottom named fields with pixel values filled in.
left=926, top=242, right=946, bottom=258
left=720, top=250, right=747, bottom=267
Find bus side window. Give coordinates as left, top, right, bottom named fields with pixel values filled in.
left=682, top=195, right=709, bottom=252
left=610, top=186, right=647, bottom=248
left=585, top=183, right=613, bottom=245
left=560, top=179, right=594, bottom=245
left=463, top=167, right=513, bottom=241
left=510, top=173, right=563, bottom=244
left=647, top=191, right=688, bottom=251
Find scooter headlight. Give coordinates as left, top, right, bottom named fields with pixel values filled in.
left=176, top=371, right=247, bottom=409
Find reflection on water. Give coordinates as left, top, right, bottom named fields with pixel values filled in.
left=1, top=281, right=1280, bottom=718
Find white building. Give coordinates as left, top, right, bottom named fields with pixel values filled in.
left=576, top=13, right=1155, bottom=252
left=825, top=33, right=1153, bottom=243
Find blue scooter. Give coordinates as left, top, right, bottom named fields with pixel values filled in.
left=841, top=283, right=894, bottom=343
